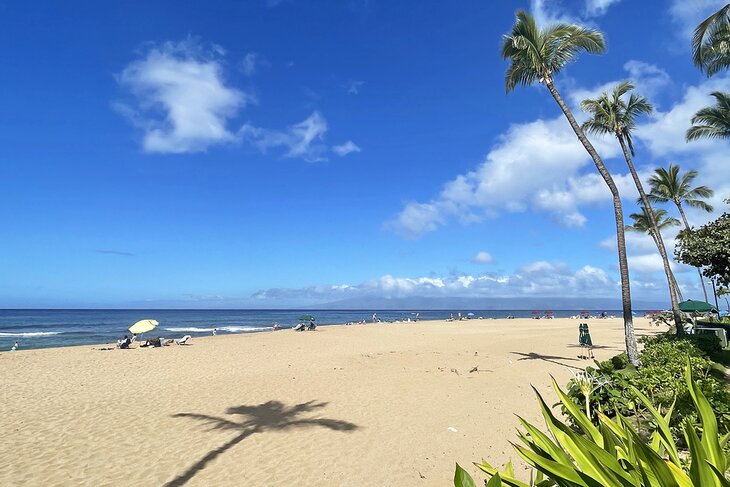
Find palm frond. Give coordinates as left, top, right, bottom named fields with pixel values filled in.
left=502, top=11, right=605, bottom=93
left=684, top=199, right=714, bottom=213
left=692, top=3, right=730, bottom=75
left=687, top=92, right=730, bottom=141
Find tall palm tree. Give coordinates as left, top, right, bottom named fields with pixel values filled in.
left=581, top=82, right=684, bottom=331
left=501, top=11, right=639, bottom=364
left=647, top=164, right=715, bottom=301
left=686, top=91, right=730, bottom=141
left=692, top=3, right=730, bottom=76
left=626, top=207, right=683, bottom=302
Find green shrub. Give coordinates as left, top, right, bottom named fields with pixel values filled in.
left=455, top=363, right=730, bottom=487
left=563, top=335, right=730, bottom=444
left=610, top=352, right=629, bottom=370
left=636, top=335, right=730, bottom=442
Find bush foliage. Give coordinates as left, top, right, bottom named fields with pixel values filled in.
left=562, top=334, right=730, bottom=448
left=455, top=363, right=730, bottom=487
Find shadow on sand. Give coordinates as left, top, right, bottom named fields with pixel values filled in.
left=164, top=400, right=358, bottom=487
left=511, top=351, right=584, bottom=370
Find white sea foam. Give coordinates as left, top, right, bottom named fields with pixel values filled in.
left=0, top=331, right=62, bottom=337
left=163, top=327, right=216, bottom=333
left=221, top=326, right=270, bottom=333
left=163, top=326, right=271, bottom=333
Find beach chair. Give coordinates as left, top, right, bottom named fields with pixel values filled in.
left=175, top=335, right=192, bottom=345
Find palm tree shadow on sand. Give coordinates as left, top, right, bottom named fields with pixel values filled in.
left=164, top=400, right=358, bottom=487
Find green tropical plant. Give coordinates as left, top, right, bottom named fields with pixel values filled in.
left=648, top=164, right=715, bottom=301
left=687, top=91, right=730, bottom=142
left=626, top=207, right=683, bottom=301
left=692, top=3, right=730, bottom=76
left=454, top=363, right=730, bottom=487
left=580, top=81, right=683, bottom=331
left=562, top=335, right=730, bottom=444
left=501, top=10, right=638, bottom=365
left=676, top=201, right=730, bottom=288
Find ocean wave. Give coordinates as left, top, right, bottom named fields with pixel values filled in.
left=221, top=326, right=271, bottom=333
left=163, top=326, right=271, bottom=333
left=0, top=331, right=62, bottom=337
left=163, top=327, right=216, bottom=333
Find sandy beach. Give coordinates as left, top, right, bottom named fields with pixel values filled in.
left=0, top=317, right=660, bottom=486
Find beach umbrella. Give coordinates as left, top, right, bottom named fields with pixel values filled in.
left=678, top=300, right=716, bottom=313
left=467, top=312, right=475, bottom=317
left=129, top=319, right=159, bottom=334
left=298, top=315, right=315, bottom=322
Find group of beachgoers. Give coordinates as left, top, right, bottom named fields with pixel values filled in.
left=116, top=333, right=191, bottom=349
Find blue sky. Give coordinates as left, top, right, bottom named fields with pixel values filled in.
left=0, top=0, right=728, bottom=308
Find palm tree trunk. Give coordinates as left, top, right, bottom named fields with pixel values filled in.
left=648, top=229, right=683, bottom=301
left=675, top=200, right=710, bottom=302
left=545, top=80, right=639, bottom=365
left=617, top=137, right=684, bottom=334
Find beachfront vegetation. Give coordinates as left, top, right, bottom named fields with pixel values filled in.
left=563, top=334, right=730, bottom=444
left=581, top=82, right=683, bottom=330
left=675, top=199, right=730, bottom=288
left=501, top=10, right=639, bottom=365
left=647, top=164, right=715, bottom=301
left=454, top=363, right=730, bottom=486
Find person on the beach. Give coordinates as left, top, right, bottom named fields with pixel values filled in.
left=10, top=341, right=19, bottom=351
left=415, top=312, right=419, bottom=322
left=372, top=313, right=377, bottom=323
left=271, top=323, right=280, bottom=331
left=578, top=323, right=594, bottom=359
left=117, top=335, right=132, bottom=349
left=212, top=328, right=217, bottom=336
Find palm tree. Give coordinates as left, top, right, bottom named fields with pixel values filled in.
left=686, top=91, right=730, bottom=141
left=647, top=164, right=714, bottom=301
left=626, top=207, right=683, bottom=302
left=501, top=11, right=639, bottom=364
left=692, top=3, right=730, bottom=76
left=581, top=82, right=684, bottom=331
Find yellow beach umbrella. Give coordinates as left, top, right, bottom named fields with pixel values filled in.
left=129, top=319, right=159, bottom=335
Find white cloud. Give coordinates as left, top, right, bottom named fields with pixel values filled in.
left=585, top=0, right=622, bottom=17
left=347, top=80, right=364, bottom=95
left=241, top=52, right=261, bottom=76
left=116, top=38, right=251, bottom=154
left=252, top=261, right=621, bottom=302
left=472, top=251, right=494, bottom=265
left=387, top=113, right=622, bottom=237
left=669, top=0, right=728, bottom=43
left=636, top=76, right=730, bottom=157
left=530, top=0, right=619, bottom=26
left=241, top=111, right=329, bottom=162
left=530, top=0, right=577, bottom=26
left=332, top=140, right=361, bottom=156
left=387, top=68, right=730, bottom=239
left=568, top=60, right=670, bottom=107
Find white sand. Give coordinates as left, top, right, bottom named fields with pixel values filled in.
left=0, top=317, right=659, bottom=486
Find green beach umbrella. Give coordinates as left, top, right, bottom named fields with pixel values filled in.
left=129, top=319, right=159, bottom=334
left=298, top=315, right=315, bottom=322
left=678, top=300, right=716, bottom=313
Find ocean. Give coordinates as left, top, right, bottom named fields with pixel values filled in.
left=0, top=308, right=632, bottom=351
